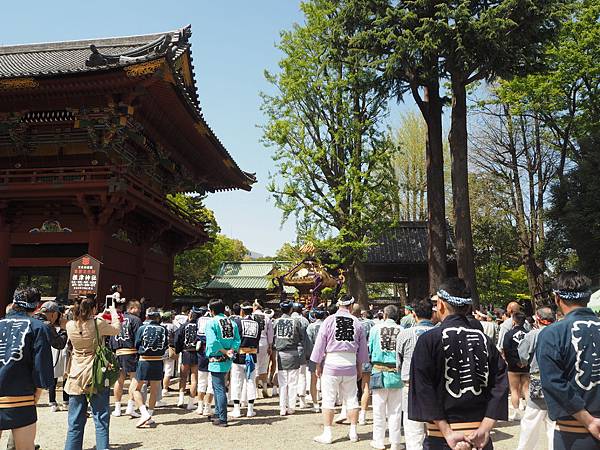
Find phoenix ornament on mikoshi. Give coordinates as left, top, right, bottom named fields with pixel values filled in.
left=274, top=242, right=344, bottom=308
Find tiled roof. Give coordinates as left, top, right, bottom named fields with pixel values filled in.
left=205, top=261, right=295, bottom=293
left=0, top=30, right=182, bottom=78
left=0, top=26, right=256, bottom=190
left=366, top=221, right=455, bottom=265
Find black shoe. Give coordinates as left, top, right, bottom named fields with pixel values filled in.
left=212, top=419, right=228, bottom=427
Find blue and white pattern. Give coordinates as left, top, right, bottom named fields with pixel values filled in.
left=0, top=319, right=30, bottom=365
left=437, top=289, right=473, bottom=306
left=141, top=325, right=166, bottom=352
left=443, top=327, right=489, bottom=398
left=115, top=317, right=131, bottom=342
left=572, top=320, right=600, bottom=391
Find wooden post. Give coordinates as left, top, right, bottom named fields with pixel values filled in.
left=0, top=227, right=9, bottom=315
left=88, top=227, right=106, bottom=261
left=0, top=204, right=10, bottom=315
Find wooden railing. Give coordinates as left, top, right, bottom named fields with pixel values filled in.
left=0, top=165, right=205, bottom=230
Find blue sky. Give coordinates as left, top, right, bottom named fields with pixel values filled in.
left=2, top=1, right=306, bottom=256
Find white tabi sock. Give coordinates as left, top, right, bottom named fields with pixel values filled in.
left=178, top=392, right=185, bottom=405
left=125, top=400, right=135, bottom=413
left=139, top=404, right=149, bottom=417
left=148, top=409, right=154, bottom=416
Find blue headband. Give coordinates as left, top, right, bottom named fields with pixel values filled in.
left=437, top=289, right=472, bottom=306
left=280, top=300, right=293, bottom=309
left=554, top=290, right=591, bottom=300
left=13, top=289, right=40, bottom=310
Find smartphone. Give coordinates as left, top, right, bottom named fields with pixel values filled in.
left=105, top=294, right=114, bottom=310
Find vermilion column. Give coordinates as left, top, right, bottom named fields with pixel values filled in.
left=88, top=227, right=106, bottom=261
left=0, top=227, right=10, bottom=316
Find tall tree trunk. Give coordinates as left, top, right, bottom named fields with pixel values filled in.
left=421, top=81, right=447, bottom=294
left=346, top=259, right=369, bottom=309
left=449, top=77, right=479, bottom=308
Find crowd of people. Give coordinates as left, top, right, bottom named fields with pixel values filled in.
left=0, top=270, right=599, bottom=450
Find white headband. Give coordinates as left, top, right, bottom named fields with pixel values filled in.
left=437, top=289, right=472, bottom=306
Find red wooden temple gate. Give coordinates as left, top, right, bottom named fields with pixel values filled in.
left=0, top=26, right=254, bottom=311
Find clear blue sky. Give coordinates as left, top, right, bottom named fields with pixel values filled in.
left=2, top=0, right=305, bottom=256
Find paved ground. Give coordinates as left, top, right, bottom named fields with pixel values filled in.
left=0, top=391, right=526, bottom=450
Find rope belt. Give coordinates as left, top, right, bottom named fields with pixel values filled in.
left=139, top=355, right=163, bottom=361
left=0, top=395, right=35, bottom=408
left=115, top=348, right=137, bottom=356
left=426, top=421, right=481, bottom=438
left=372, top=363, right=397, bottom=373
left=239, top=347, right=258, bottom=354
left=556, top=419, right=589, bottom=434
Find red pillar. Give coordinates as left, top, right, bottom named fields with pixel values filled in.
left=0, top=228, right=10, bottom=316
left=134, top=243, right=147, bottom=300
left=88, top=227, right=106, bottom=261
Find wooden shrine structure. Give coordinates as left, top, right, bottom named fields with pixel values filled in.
left=0, top=26, right=255, bottom=311
left=364, top=221, right=457, bottom=301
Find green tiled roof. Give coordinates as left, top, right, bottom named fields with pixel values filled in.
left=205, top=261, right=295, bottom=293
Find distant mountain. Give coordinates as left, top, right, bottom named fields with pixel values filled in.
left=247, top=250, right=265, bottom=260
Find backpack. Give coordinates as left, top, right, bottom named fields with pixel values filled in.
left=88, top=319, right=121, bottom=398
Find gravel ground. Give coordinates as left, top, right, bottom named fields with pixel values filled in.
left=0, top=391, right=526, bottom=450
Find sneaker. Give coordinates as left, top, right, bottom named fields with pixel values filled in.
left=312, top=405, right=321, bottom=413
left=155, top=400, right=167, bottom=408
left=313, top=433, right=333, bottom=444
left=359, top=410, right=366, bottom=425
left=50, top=403, right=58, bottom=413
left=348, top=431, right=359, bottom=443
left=128, top=410, right=141, bottom=419
left=370, top=441, right=385, bottom=450
left=111, top=409, right=121, bottom=417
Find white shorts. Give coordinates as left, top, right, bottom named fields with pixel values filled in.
left=163, top=358, right=175, bottom=377
left=198, top=371, right=213, bottom=394
left=320, top=374, right=359, bottom=410
left=257, top=344, right=270, bottom=375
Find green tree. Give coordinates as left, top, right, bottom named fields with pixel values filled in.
left=262, top=0, right=397, bottom=308
left=498, top=0, right=600, bottom=181
left=169, top=194, right=248, bottom=296
left=548, top=132, right=600, bottom=279
left=439, top=0, right=566, bottom=307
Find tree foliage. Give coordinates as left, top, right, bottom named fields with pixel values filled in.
left=169, top=194, right=248, bottom=296
left=262, top=0, right=398, bottom=306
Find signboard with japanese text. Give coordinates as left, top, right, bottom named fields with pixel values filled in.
left=68, top=254, right=101, bottom=299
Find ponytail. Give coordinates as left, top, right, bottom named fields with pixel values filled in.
left=72, top=297, right=97, bottom=322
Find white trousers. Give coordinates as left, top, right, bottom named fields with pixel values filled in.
left=231, top=363, right=257, bottom=401
left=197, top=371, right=213, bottom=395
left=297, top=364, right=308, bottom=397
left=278, top=369, right=299, bottom=411
left=516, top=405, right=555, bottom=450
left=402, top=385, right=425, bottom=450
left=372, top=388, right=403, bottom=446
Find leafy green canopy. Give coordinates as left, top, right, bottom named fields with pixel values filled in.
left=262, top=0, right=397, bottom=264
left=169, top=194, right=248, bottom=296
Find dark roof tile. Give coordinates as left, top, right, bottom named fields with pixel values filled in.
left=366, top=221, right=455, bottom=265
